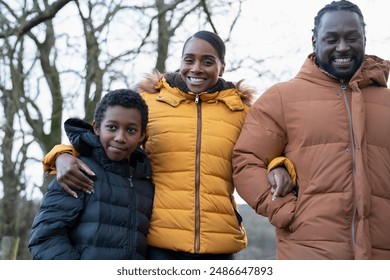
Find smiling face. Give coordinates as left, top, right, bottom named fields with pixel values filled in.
left=93, top=105, right=145, bottom=162
left=180, top=37, right=225, bottom=94
left=312, top=10, right=366, bottom=81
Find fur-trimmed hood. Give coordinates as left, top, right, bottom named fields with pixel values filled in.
left=137, top=69, right=256, bottom=106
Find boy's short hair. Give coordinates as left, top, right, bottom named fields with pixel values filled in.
left=94, top=89, right=148, bottom=133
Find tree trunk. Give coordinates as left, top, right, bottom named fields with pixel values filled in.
left=0, top=236, right=20, bottom=260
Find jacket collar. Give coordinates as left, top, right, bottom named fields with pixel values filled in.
left=155, top=73, right=246, bottom=111
left=300, top=53, right=390, bottom=89
left=164, top=72, right=236, bottom=94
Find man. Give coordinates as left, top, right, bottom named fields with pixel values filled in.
left=232, top=0, right=390, bottom=259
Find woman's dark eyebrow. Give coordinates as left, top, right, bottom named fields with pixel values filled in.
left=183, top=53, right=216, bottom=58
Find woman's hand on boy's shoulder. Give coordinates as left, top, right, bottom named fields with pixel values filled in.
left=56, top=153, right=95, bottom=198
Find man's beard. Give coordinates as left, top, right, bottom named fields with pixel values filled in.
left=317, top=58, right=362, bottom=81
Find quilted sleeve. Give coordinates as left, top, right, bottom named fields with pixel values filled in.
left=233, top=84, right=297, bottom=228
left=42, top=144, right=80, bottom=174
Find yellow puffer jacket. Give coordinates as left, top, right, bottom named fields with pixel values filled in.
left=138, top=71, right=253, bottom=254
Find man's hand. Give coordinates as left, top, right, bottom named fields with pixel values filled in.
left=56, top=153, right=95, bottom=198
left=267, top=166, right=295, bottom=201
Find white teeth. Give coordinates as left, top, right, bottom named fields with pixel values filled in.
left=334, top=58, right=352, bottom=63
left=189, top=77, right=204, bottom=82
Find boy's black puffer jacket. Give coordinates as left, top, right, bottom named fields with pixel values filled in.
left=29, top=118, right=154, bottom=259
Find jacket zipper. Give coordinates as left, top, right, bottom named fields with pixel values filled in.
left=128, top=176, right=136, bottom=259
left=341, top=81, right=357, bottom=251
left=194, top=94, right=201, bottom=253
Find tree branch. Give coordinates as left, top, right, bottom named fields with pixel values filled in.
left=0, top=0, right=74, bottom=38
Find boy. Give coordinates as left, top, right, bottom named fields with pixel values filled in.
left=29, top=89, right=154, bottom=259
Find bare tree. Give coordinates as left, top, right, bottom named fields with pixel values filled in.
left=0, top=0, right=73, bottom=38
left=0, top=0, right=73, bottom=259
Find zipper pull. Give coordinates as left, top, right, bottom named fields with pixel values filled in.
left=128, top=177, right=134, bottom=188
left=340, top=81, right=347, bottom=91
left=195, top=94, right=200, bottom=104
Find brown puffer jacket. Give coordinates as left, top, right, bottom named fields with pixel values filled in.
left=138, top=71, right=255, bottom=254
left=233, top=54, right=390, bottom=259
